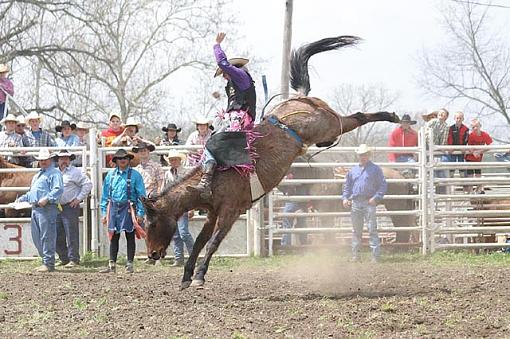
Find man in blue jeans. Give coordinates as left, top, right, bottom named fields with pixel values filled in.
left=17, top=149, right=64, bottom=272
left=342, top=144, right=387, bottom=263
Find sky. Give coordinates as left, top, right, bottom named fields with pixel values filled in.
left=222, top=0, right=510, bottom=117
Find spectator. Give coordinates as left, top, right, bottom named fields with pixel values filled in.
left=342, top=144, right=387, bottom=263
left=112, top=117, right=151, bottom=147
left=465, top=118, right=493, bottom=193
left=55, top=150, right=92, bottom=268
left=73, top=122, right=90, bottom=167
left=24, top=112, right=57, bottom=167
left=446, top=111, right=469, bottom=191
left=101, top=113, right=124, bottom=147
left=426, top=108, right=450, bottom=194
left=16, top=149, right=64, bottom=272
left=164, top=150, right=194, bottom=266
left=132, top=142, right=164, bottom=197
left=185, top=116, right=213, bottom=166
left=0, top=113, right=24, bottom=165
left=387, top=114, right=418, bottom=163
left=14, top=115, right=32, bottom=167
left=0, top=64, right=14, bottom=121
left=159, top=123, right=183, bottom=166
left=99, top=149, right=146, bottom=274
left=56, top=121, right=80, bottom=148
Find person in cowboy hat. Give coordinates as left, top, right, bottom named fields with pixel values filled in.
left=0, top=63, right=14, bottom=121
left=56, top=120, right=80, bottom=148
left=16, top=148, right=64, bottom=272
left=185, top=115, right=213, bottom=166
left=100, top=149, right=146, bottom=274
left=54, top=150, right=92, bottom=268
left=163, top=149, right=195, bottom=266
left=387, top=113, right=418, bottom=163
left=186, top=32, right=257, bottom=200
left=0, top=113, right=24, bottom=164
left=72, top=122, right=91, bottom=167
left=132, top=142, right=164, bottom=196
left=342, top=144, right=387, bottom=263
left=112, top=117, right=151, bottom=147
left=158, top=123, right=183, bottom=166
left=12, top=115, right=32, bottom=167
left=24, top=112, right=57, bottom=167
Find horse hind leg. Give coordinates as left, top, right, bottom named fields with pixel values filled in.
left=190, top=209, right=240, bottom=288
left=180, top=212, right=217, bottom=290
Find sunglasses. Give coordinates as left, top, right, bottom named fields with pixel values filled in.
left=116, top=157, right=129, bottom=161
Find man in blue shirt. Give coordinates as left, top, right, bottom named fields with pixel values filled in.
left=100, top=149, right=146, bottom=274
left=18, top=148, right=64, bottom=272
left=342, top=144, right=387, bottom=263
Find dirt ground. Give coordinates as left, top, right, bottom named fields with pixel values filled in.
left=1, top=253, right=510, bottom=338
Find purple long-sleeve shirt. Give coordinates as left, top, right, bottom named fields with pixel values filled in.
left=214, top=44, right=251, bottom=91
left=0, top=78, right=14, bottom=103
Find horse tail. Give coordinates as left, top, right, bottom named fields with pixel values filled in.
left=290, top=36, right=361, bottom=96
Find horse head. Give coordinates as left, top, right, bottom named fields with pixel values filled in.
left=140, top=196, right=176, bottom=260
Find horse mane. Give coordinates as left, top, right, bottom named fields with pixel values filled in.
left=156, top=165, right=202, bottom=198
left=290, top=35, right=361, bottom=96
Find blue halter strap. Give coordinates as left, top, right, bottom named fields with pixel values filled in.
left=266, top=115, right=303, bottom=145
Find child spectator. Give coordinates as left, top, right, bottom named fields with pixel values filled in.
left=465, top=118, right=493, bottom=193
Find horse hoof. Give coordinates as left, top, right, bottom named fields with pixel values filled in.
left=180, top=281, right=192, bottom=290
left=190, top=279, right=205, bottom=288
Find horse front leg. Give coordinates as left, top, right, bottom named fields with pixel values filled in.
left=180, top=212, right=217, bottom=290
left=190, top=209, right=240, bottom=288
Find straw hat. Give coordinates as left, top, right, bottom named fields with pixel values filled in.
left=111, top=149, right=134, bottom=162
left=355, top=144, right=372, bottom=155
left=164, top=150, right=187, bottom=162
left=214, top=58, right=249, bottom=77
left=34, top=149, right=55, bottom=161
left=1, top=113, right=18, bottom=124
left=26, top=112, right=42, bottom=122
left=121, top=117, right=142, bottom=128
left=0, top=64, right=9, bottom=73
left=55, top=149, right=76, bottom=161
left=192, top=116, right=212, bottom=125
left=76, top=122, right=91, bottom=130
left=16, top=115, right=26, bottom=125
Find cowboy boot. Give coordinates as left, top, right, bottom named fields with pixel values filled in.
left=187, top=161, right=216, bottom=201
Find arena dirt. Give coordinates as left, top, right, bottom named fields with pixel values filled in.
left=1, top=255, right=509, bottom=338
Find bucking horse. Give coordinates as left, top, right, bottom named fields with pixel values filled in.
left=142, top=36, right=401, bottom=289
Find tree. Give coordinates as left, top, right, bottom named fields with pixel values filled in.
left=418, top=0, right=510, bottom=137
left=326, top=83, right=399, bottom=161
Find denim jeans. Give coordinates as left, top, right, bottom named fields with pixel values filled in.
left=434, top=155, right=449, bottom=194
left=351, top=200, right=380, bottom=259
left=203, top=148, right=216, bottom=166
left=172, top=213, right=194, bottom=262
left=31, top=205, right=58, bottom=267
left=56, top=205, right=81, bottom=263
left=281, top=202, right=307, bottom=246
left=395, top=155, right=416, bottom=163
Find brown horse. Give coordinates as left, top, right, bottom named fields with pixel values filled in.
left=142, top=36, right=401, bottom=289
left=0, top=156, right=35, bottom=217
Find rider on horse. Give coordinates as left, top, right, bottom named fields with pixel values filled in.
left=187, top=32, right=257, bottom=201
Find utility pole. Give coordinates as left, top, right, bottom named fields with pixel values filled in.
left=280, top=0, right=293, bottom=99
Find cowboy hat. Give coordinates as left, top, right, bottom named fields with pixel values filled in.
left=164, top=150, right=187, bottom=162
left=108, top=113, right=121, bottom=121
left=132, top=142, right=156, bottom=153
left=55, top=120, right=77, bottom=132
left=111, top=149, right=134, bottom=162
left=355, top=144, right=372, bottom=155
left=1, top=113, right=18, bottom=124
left=214, top=58, right=249, bottom=77
left=0, top=64, right=9, bottom=73
left=121, top=117, right=142, bottom=128
left=192, top=116, right=212, bottom=125
left=162, top=123, right=181, bottom=133
left=76, top=121, right=91, bottom=130
left=400, top=114, right=417, bottom=125
left=34, top=148, right=55, bottom=161
left=16, top=115, right=26, bottom=125
left=55, top=149, right=76, bottom=161
left=25, top=112, right=42, bottom=122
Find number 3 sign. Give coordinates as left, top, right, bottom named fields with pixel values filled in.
left=2, top=224, right=22, bottom=255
